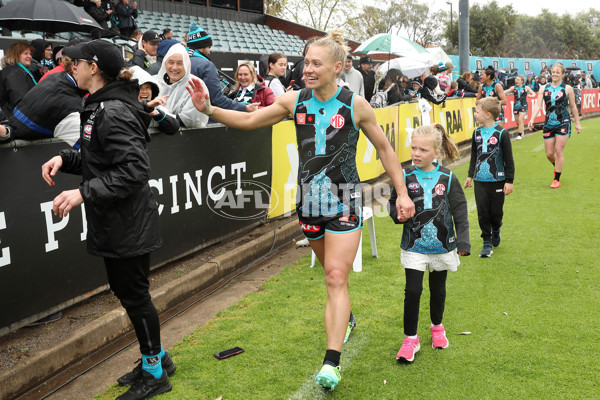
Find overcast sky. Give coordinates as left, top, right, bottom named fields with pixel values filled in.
left=459, top=0, right=592, bottom=17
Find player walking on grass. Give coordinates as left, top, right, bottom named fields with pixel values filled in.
left=505, top=75, right=536, bottom=140
left=477, top=66, right=508, bottom=128
left=528, top=62, right=581, bottom=189
left=465, top=97, right=515, bottom=258
left=388, top=124, right=470, bottom=363
left=186, top=29, right=415, bottom=391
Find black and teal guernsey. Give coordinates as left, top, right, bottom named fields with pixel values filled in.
left=480, top=82, right=505, bottom=120
left=293, top=87, right=361, bottom=217
left=388, top=164, right=470, bottom=254
left=542, top=83, right=571, bottom=129
left=513, top=86, right=528, bottom=110
left=467, top=124, right=515, bottom=183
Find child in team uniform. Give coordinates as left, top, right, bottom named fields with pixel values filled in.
left=464, top=97, right=515, bottom=258
left=389, top=124, right=470, bottom=363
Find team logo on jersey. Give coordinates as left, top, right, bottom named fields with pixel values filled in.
left=299, top=222, right=320, bottom=232
left=296, top=113, right=315, bottom=125
left=408, top=183, right=420, bottom=190
left=435, top=183, right=446, bottom=196
left=330, top=114, right=345, bottom=129
left=83, top=124, right=93, bottom=141
left=556, top=91, right=563, bottom=99
left=489, top=136, right=498, bottom=145
left=476, top=135, right=482, bottom=142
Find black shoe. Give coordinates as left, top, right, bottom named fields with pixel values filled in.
left=492, top=229, right=501, bottom=247
left=118, top=352, right=176, bottom=386
left=116, top=370, right=172, bottom=400
left=479, top=242, right=493, bottom=258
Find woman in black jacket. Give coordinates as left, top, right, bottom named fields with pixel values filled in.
left=41, top=40, right=174, bottom=400
left=0, top=41, right=37, bottom=116
left=457, top=71, right=477, bottom=93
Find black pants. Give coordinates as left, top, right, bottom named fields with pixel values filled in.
left=104, top=253, right=161, bottom=355
left=474, top=181, right=505, bottom=242
left=403, top=268, right=447, bottom=336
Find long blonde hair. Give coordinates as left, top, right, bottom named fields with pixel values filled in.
left=412, top=124, right=460, bottom=161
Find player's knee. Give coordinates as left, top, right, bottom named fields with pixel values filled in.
left=324, top=267, right=348, bottom=289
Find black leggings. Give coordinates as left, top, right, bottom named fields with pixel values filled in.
left=104, top=253, right=161, bottom=355
left=403, top=268, right=447, bottom=336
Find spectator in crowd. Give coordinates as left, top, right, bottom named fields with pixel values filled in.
left=290, top=37, right=317, bottom=90
left=131, top=30, right=161, bottom=70
left=130, top=66, right=180, bottom=135
left=264, top=52, right=288, bottom=97
left=419, top=73, right=447, bottom=105
left=0, top=53, right=83, bottom=146
left=376, top=69, right=413, bottom=105
left=358, top=56, right=376, bottom=102
left=581, top=72, right=593, bottom=89
left=115, top=0, right=138, bottom=39
left=146, top=38, right=177, bottom=75
left=160, top=28, right=173, bottom=41
left=228, top=61, right=273, bottom=109
left=340, top=54, right=364, bottom=97
left=525, top=73, right=535, bottom=89
left=39, top=37, right=88, bottom=83
left=409, top=80, right=421, bottom=97
left=457, top=71, right=477, bottom=93
left=42, top=40, right=175, bottom=400
left=447, top=81, right=459, bottom=97
left=0, top=42, right=37, bottom=118
left=534, top=75, right=546, bottom=92
left=436, top=61, right=451, bottom=93
left=156, top=43, right=209, bottom=128
left=185, top=22, right=251, bottom=112
left=29, top=39, right=53, bottom=81
left=85, top=0, right=119, bottom=39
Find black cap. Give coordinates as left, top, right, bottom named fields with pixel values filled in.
left=187, top=22, right=213, bottom=50
left=63, top=40, right=124, bottom=79
left=359, top=56, right=372, bottom=64
left=142, top=30, right=162, bottom=42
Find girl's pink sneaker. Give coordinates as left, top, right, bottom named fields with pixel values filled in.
left=396, top=336, right=420, bottom=362
left=431, top=324, right=449, bottom=349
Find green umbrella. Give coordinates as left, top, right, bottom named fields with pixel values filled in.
left=355, top=33, right=428, bottom=57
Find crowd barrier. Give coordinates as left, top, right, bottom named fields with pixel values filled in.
left=2, top=91, right=598, bottom=334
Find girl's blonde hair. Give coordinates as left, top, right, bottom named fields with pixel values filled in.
left=412, top=124, right=460, bottom=161
left=307, top=28, right=349, bottom=74
left=233, top=61, right=258, bottom=91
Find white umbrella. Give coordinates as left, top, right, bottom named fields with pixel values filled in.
left=355, top=33, right=429, bottom=57
left=376, top=57, right=431, bottom=80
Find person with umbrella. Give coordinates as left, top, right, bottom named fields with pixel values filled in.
left=185, top=28, right=415, bottom=391
left=40, top=40, right=175, bottom=400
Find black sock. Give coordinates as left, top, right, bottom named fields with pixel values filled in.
left=323, top=349, right=341, bottom=367
left=554, top=171, right=562, bottom=181
left=552, top=162, right=555, bottom=166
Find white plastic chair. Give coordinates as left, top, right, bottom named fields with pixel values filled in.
left=309, top=206, right=378, bottom=272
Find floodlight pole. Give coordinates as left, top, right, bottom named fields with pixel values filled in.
left=458, top=0, right=470, bottom=74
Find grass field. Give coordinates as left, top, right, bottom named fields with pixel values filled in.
left=99, top=118, right=600, bottom=400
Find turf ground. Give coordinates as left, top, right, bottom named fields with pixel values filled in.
left=99, top=118, right=600, bottom=400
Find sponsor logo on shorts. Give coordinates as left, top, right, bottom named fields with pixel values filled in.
left=449, top=237, right=455, bottom=242
left=498, top=171, right=504, bottom=176
left=435, top=184, right=446, bottom=196
left=560, top=127, right=567, bottom=133
left=408, top=182, right=420, bottom=190
left=330, top=114, right=345, bottom=129
left=496, top=189, right=504, bottom=193
left=489, top=136, right=498, bottom=145
left=543, top=131, right=551, bottom=138
left=299, top=222, right=320, bottom=232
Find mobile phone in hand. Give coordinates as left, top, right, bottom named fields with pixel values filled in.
left=214, top=346, right=244, bottom=359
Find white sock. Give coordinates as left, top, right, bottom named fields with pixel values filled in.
left=407, top=335, right=418, bottom=339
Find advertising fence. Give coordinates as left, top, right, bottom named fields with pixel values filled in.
left=1, top=92, right=598, bottom=333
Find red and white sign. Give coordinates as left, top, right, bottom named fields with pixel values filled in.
left=330, top=114, right=345, bottom=129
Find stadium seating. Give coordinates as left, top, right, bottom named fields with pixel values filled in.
left=136, top=10, right=304, bottom=55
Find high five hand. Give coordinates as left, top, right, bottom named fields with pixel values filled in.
left=186, top=77, right=212, bottom=115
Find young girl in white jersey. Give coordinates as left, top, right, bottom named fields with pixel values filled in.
left=388, top=124, right=470, bottom=362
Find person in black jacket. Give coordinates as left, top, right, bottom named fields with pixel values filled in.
left=115, top=0, right=138, bottom=39
left=41, top=40, right=174, bottom=400
left=85, top=0, right=119, bottom=39
left=457, top=71, right=478, bottom=94
left=0, top=41, right=37, bottom=117
left=0, top=55, right=84, bottom=146
left=358, top=56, right=376, bottom=102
